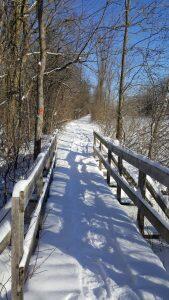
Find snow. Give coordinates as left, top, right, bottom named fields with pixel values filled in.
left=23, top=116, right=169, bottom=300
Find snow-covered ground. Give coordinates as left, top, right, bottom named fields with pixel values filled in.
left=21, top=116, right=169, bottom=300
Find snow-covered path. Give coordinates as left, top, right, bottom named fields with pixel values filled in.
left=25, top=116, right=169, bottom=300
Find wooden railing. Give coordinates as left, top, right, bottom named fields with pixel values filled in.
left=10, top=135, right=57, bottom=299
left=93, top=131, right=169, bottom=243
left=0, top=198, right=12, bottom=254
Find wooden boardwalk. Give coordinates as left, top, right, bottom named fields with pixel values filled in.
left=22, top=117, right=169, bottom=300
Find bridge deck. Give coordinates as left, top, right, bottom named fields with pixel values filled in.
left=25, top=117, right=169, bottom=300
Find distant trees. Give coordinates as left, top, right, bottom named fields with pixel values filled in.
left=91, top=0, right=169, bottom=165
left=0, top=0, right=100, bottom=205
left=130, top=79, right=169, bottom=162
left=0, top=0, right=32, bottom=202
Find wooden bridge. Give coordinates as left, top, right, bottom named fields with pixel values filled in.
left=0, top=116, right=169, bottom=300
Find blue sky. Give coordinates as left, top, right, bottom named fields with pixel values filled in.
left=74, top=0, right=169, bottom=95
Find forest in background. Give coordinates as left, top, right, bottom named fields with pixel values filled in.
left=90, top=0, right=169, bottom=168
left=0, top=0, right=93, bottom=204
left=0, top=0, right=169, bottom=205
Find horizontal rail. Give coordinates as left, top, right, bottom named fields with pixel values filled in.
left=0, top=199, right=11, bottom=223
left=94, top=145, right=169, bottom=243
left=94, top=131, right=169, bottom=189
left=19, top=153, right=56, bottom=277
left=0, top=199, right=11, bottom=253
left=93, top=131, right=169, bottom=243
left=104, top=145, right=169, bottom=218
left=0, top=137, right=57, bottom=255
left=12, top=136, right=56, bottom=206
left=10, top=135, right=57, bottom=300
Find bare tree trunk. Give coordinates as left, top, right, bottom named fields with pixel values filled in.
left=116, top=0, right=130, bottom=142
left=148, top=97, right=168, bottom=160
left=34, top=0, right=46, bottom=159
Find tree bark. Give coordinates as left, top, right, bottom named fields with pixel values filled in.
left=116, top=0, right=130, bottom=142
left=34, top=0, right=46, bottom=160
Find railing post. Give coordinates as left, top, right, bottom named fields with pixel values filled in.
left=93, top=133, right=96, bottom=157
left=117, top=157, right=123, bottom=203
left=137, top=170, right=146, bottom=235
left=107, top=148, right=111, bottom=185
left=36, top=174, right=44, bottom=233
left=43, top=157, right=50, bottom=177
left=53, top=136, right=57, bottom=169
left=11, top=191, right=25, bottom=300
left=99, top=142, right=103, bottom=170
left=36, top=174, right=44, bottom=198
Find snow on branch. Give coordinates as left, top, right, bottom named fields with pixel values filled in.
left=27, top=51, right=65, bottom=57
left=26, top=1, right=37, bottom=14
left=0, top=100, right=7, bottom=107
left=0, top=74, right=7, bottom=79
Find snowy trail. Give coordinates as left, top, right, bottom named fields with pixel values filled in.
left=24, top=116, right=169, bottom=300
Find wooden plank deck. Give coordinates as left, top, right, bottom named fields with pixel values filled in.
left=23, top=117, right=169, bottom=300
